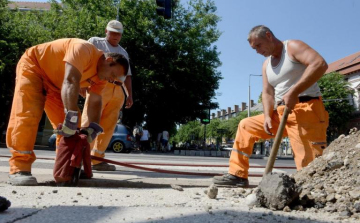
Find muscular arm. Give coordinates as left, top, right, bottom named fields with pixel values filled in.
left=124, top=75, right=133, bottom=108
left=283, top=40, right=328, bottom=109
left=62, top=62, right=81, bottom=111
left=261, top=59, right=275, bottom=135
left=85, top=91, right=102, bottom=124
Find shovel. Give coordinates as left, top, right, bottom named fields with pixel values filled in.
left=264, top=106, right=290, bottom=175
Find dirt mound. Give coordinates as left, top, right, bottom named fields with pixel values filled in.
left=293, top=128, right=360, bottom=219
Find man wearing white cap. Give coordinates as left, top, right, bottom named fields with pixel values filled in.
left=81, top=20, right=133, bottom=171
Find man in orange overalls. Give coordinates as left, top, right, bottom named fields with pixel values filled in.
left=213, top=25, right=329, bottom=187
left=6, top=38, right=129, bottom=186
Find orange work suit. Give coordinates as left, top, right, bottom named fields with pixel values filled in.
left=229, top=98, right=329, bottom=179
left=6, top=38, right=106, bottom=174
left=81, top=82, right=125, bottom=165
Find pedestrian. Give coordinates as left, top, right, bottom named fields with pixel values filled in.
left=161, top=130, right=169, bottom=152
left=213, top=25, right=329, bottom=187
left=264, top=140, right=270, bottom=156
left=157, top=132, right=163, bottom=151
left=133, top=124, right=143, bottom=150
left=81, top=20, right=133, bottom=171
left=6, top=38, right=129, bottom=186
left=210, top=142, right=215, bottom=150
left=140, top=128, right=150, bottom=152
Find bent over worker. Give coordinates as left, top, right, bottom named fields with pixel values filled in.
left=6, top=38, right=129, bottom=186
left=213, top=25, right=329, bottom=187
left=81, top=20, right=133, bottom=171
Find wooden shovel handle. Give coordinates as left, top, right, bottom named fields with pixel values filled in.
left=264, top=106, right=290, bottom=175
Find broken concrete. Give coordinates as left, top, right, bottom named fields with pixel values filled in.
left=206, top=184, right=218, bottom=199
left=256, top=173, right=301, bottom=210
left=293, top=128, right=360, bottom=220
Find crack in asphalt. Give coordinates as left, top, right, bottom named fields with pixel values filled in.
left=5, top=209, right=42, bottom=223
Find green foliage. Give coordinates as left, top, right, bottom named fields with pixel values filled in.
left=0, top=0, right=222, bottom=137
left=173, top=110, right=260, bottom=145
left=318, top=72, right=355, bottom=141
left=175, top=120, right=202, bottom=143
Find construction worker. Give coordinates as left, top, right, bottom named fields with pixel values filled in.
left=6, top=38, right=129, bottom=186
left=213, top=25, right=329, bottom=187
left=81, top=20, right=133, bottom=171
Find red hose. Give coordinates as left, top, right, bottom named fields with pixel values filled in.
left=0, top=155, right=295, bottom=177
left=91, top=156, right=265, bottom=177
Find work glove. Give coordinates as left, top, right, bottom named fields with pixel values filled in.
left=80, top=122, right=103, bottom=143
left=54, top=110, right=79, bottom=137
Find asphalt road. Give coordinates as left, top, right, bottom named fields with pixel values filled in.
left=0, top=145, right=296, bottom=188
left=1, top=146, right=348, bottom=223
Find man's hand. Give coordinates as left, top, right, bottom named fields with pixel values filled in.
left=54, top=110, right=79, bottom=137
left=282, top=91, right=298, bottom=110
left=263, top=116, right=274, bottom=135
left=125, top=95, right=133, bottom=108
left=80, top=122, right=103, bottom=143
left=79, top=87, right=88, bottom=98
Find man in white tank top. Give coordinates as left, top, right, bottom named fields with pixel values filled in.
left=81, top=20, right=133, bottom=171
left=213, top=25, right=329, bottom=187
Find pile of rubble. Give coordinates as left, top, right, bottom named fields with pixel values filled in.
left=293, top=128, right=360, bottom=219
left=253, top=128, right=360, bottom=221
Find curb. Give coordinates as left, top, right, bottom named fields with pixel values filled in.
left=173, top=149, right=294, bottom=160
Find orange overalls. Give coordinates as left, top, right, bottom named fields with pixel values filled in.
left=81, top=83, right=125, bottom=165
left=6, top=38, right=106, bottom=174
left=229, top=98, right=329, bottom=179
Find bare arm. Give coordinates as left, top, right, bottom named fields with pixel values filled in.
left=283, top=40, right=328, bottom=109
left=62, top=62, right=81, bottom=111
left=124, top=76, right=133, bottom=108
left=261, top=58, right=275, bottom=135
left=85, top=91, right=102, bottom=124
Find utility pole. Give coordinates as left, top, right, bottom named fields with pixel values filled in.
left=248, top=74, right=262, bottom=117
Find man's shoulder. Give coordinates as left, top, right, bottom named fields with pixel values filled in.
left=88, top=37, right=106, bottom=43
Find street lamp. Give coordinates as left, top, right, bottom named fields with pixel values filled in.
left=248, top=74, right=262, bottom=117
left=115, top=0, right=121, bottom=21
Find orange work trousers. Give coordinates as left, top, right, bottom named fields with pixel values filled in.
left=229, top=99, right=329, bottom=179
left=81, top=83, right=125, bottom=165
left=6, top=57, right=77, bottom=174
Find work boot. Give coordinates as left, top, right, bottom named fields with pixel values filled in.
left=8, top=171, right=38, bottom=186
left=212, top=173, right=249, bottom=187
left=91, top=162, right=116, bottom=171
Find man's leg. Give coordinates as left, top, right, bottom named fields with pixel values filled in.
left=213, top=112, right=282, bottom=186
left=82, top=84, right=124, bottom=170
left=7, top=62, right=45, bottom=185
left=43, top=89, right=67, bottom=150
left=285, top=100, right=328, bottom=170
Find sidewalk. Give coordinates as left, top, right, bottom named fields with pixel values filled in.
left=0, top=143, right=294, bottom=160
left=172, top=149, right=294, bottom=160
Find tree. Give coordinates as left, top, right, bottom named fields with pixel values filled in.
left=0, top=0, right=222, bottom=139
left=118, top=0, right=222, bottom=134
left=174, top=121, right=202, bottom=145
left=318, top=72, right=355, bottom=141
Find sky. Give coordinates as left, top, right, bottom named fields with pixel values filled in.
left=206, top=0, right=360, bottom=114
left=16, top=0, right=360, bottom=115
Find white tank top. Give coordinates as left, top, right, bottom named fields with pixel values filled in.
left=266, top=40, right=322, bottom=102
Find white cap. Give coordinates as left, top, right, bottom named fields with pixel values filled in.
left=106, top=20, right=123, bottom=34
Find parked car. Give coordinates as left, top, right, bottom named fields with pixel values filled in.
left=48, top=133, right=56, bottom=148
left=48, top=124, right=134, bottom=153
left=108, top=124, right=134, bottom=153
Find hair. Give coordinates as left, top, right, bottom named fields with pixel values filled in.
left=105, top=52, right=129, bottom=74
left=247, top=25, right=274, bottom=41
